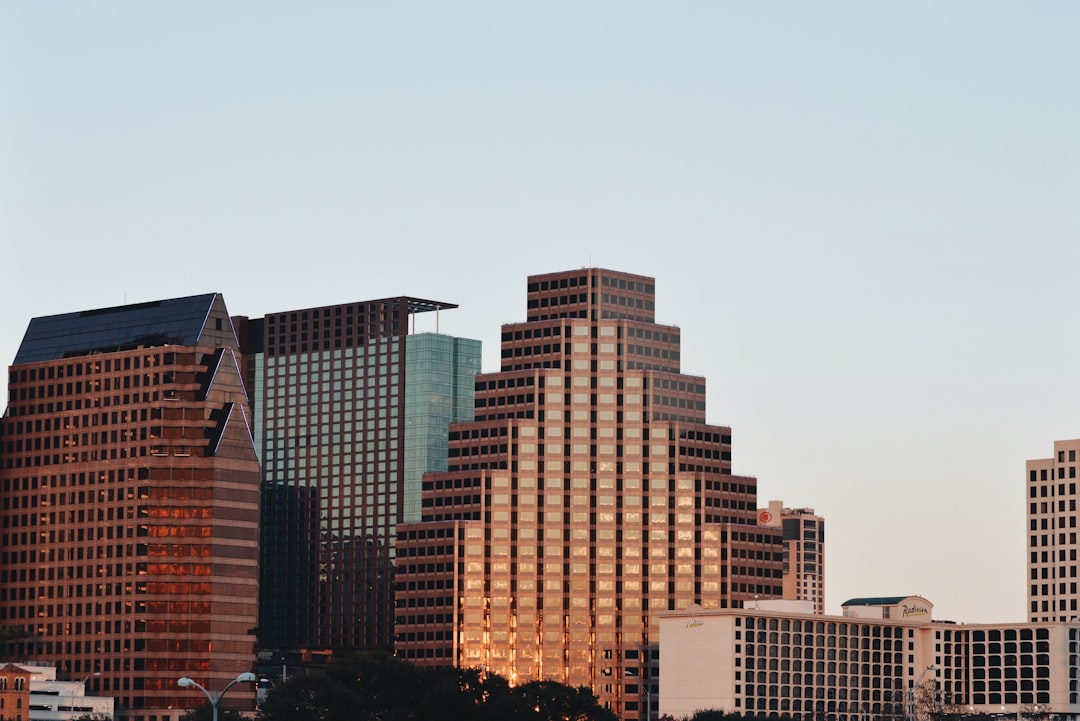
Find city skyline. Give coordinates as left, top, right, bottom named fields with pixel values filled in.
left=3, top=2, right=1079, bottom=626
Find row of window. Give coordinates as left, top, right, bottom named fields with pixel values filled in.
left=9, top=352, right=173, bottom=385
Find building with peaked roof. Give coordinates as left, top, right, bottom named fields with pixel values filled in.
left=0, top=663, right=31, bottom=721
left=0, top=294, right=261, bottom=721
left=394, top=268, right=784, bottom=721
left=659, top=597, right=1080, bottom=721
left=233, top=297, right=480, bottom=659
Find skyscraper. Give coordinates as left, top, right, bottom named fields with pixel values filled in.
left=0, top=295, right=261, bottom=721
left=394, top=268, right=783, bottom=719
left=234, top=298, right=480, bottom=656
left=1026, top=439, right=1080, bottom=622
left=758, top=500, right=826, bottom=614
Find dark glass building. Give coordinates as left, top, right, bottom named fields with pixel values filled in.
left=0, top=294, right=261, bottom=721
left=234, top=297, right=480, bottom=658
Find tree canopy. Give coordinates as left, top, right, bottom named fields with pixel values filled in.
left=256, top=651, right=616, bottom=721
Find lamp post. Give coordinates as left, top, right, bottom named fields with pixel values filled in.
left=908, top=665, right=939, bottom=721
left=624, top=670, right=651, bottom=721
left=63, top=672, right=100, bottom=719
left=177, top=672, right=257, bottom=721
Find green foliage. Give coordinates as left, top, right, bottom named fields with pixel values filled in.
left=257, top=652, right=617, bottom=721
left=179, top=703, right=245, bottom=721
left=487, top=680, right=618, bottom=721
left=254, top=674, right=362, bottom=721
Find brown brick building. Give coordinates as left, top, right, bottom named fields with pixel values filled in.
left=395, top=268, right=783, bottom=720
left=0, top=295, right=260, bottom=721
left=0, top=663, right=30, bottom=721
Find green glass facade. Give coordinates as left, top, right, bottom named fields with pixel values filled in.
left=404, top=333, right=482, bottom=522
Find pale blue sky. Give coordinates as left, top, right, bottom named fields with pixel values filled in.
left=2, top=2, right=1077, bottom=622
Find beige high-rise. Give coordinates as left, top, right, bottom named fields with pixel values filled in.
left=758, top=500, right=826, bottom=614
left=395, top=268, right=783, bottom=719
left=1026, top=439, right=1080, bottom=622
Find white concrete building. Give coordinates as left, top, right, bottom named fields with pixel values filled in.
left=659, top=597, right=1080, bottom=721
left=17, top=663, right=115, bottom=721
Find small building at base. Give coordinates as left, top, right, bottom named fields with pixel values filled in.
left=659, top=596, right=1080, bottom=721
left=11, top=663, right=115, bottom=721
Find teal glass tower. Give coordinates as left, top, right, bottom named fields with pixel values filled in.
left=234, top=298, right=480, bottom=656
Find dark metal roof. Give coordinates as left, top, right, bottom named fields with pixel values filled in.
left=14, top=294, right=220, bottom=364
left=841, top=596, right=911, bottom=606
left=400, top=298, right=458, bottom=314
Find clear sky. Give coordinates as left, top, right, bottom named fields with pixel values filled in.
left=2, top=2, right=1077, bottom=623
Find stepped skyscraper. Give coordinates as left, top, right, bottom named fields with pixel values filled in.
left=395, top=268, right=783, bottom=720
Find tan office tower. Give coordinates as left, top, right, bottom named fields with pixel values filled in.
left=0, top=295, right=261, bottom=721
left=758, top=501, right=826, bottom=614
left=1026, top=439, right=1080, bottom=622
left=395, top=268, right=783, bottom=720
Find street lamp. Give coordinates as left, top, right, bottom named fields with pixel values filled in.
left=64, top=672, right=100, bottom=718
left=908, top=665, right=939, bottom=721
left=624, top=670, right=651, bottom=721
left=177, top=672, right=257, bottom=721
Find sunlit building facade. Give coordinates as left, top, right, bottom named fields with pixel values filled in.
left=235, top=298, right=480, bottom=655
left=1027, top=439, right=1080, bottom=623
left=0, top=295, right=261, bottom=721
left=395, top=268, right=783, bottom=720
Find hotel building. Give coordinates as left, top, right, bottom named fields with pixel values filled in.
left=234, top=298, right=480, bottom=656
left=0, top=295, right=261, bottom=721
left=758, top=501, right=826, bottom=614
left=1026, top=439, right=1080, bottom=623
left=394, top=268, right=784, bottom=720
left=660, top=596, right=1080, bottom=721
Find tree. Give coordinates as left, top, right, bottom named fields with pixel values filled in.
left=179, top=703, right=246, bottom=721
left=481, top=680, right=617, bottom=721
left=255, top=674, right=362, bottom=721
left=915, top=679, right=951, bottom=721
left=688, top=712, right=734, bottom=721
left=256, top=652, right=618, bottom=721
